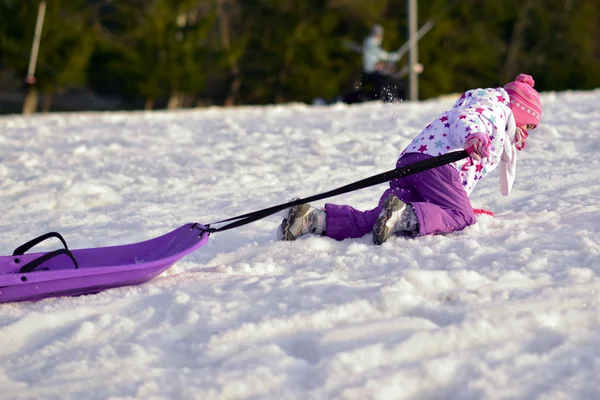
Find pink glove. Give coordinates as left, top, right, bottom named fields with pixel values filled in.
left=465, top=132, right=491, bottom=161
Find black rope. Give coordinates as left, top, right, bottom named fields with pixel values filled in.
left=204, top=151, right=469, bottom=233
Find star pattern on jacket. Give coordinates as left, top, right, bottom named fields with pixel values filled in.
left=400, top=87, right=514, bottom=196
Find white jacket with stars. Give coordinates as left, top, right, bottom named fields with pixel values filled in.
left=400, top=87, right=519, bottom=197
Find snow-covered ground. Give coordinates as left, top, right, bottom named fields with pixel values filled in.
left=1, top=89, right=600, bottom=400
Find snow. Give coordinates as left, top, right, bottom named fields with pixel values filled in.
left=1, top=89, right=600, bottom=399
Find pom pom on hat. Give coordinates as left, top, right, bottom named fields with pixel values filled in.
left=504, top=74, right=542, bottom=128
left=515, top=73, right=535, bottom=87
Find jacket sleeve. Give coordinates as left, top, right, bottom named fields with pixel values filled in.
left=449, top=110, right=491, bottom=150
left=379, top=46, right=391, bottom=61
left=365, top=40, right=390, bottom=61
left=362, top=38, right=392, bottom=73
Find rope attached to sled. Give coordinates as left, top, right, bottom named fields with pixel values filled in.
left=203, top=150, right=470, bottom=234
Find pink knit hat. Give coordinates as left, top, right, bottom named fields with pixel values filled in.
left=504, top=74, right=542, bottom=128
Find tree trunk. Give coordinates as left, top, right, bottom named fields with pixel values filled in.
left=144, top=98, right=154, bottom=110
left=167, top=91, right=183, bottom=109
left=218, top=0, right=242, bottom=106
left=42, top=92, right=52, bottom=113
left=275, top=20, right=309, bottom=104
left=22, top=86, right=39, bottom=115
left=224, top=73, right=241, bottom=107
left=503, top=0, right=534, bottom=82
left=275, top=68, right=287, bottom=104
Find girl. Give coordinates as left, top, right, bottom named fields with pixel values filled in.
left=279, top=74, right=542, bottom=245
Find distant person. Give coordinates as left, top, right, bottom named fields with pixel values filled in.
left=279, top=74, right=542, bottom=244
left=360, top=25, right=404, bottom=102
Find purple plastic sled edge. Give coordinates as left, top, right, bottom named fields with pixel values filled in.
left=0, top=223, right=210, bottom=303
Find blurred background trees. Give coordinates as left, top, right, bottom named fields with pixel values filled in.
left=1, top=0, right=96, bottom=112
left=0, top=0, right=599, bottom=113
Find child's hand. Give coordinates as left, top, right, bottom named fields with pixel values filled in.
left=465, top=132, right=491, bottom=161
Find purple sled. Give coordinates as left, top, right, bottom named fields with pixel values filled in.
left=0, top=223, right=209, bottom=303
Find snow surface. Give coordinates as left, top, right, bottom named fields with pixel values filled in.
left=1, top=90, right=600, bottom=400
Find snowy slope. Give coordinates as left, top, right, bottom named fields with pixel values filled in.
left=1, top=89, right=600, bottom=400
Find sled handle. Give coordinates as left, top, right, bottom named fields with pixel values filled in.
left=13, top=232, right=69, bottom=256
left=19, top=248, right=79, bottom=274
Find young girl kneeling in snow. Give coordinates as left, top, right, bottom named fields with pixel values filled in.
left=278, top=74, right=542, bottom=245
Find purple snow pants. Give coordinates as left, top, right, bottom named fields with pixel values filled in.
left=324, top=152, right=476, bottom=241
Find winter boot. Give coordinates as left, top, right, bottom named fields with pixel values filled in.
left=279, top=203, right=326, bottom=241
left=372, top=194, right=418, bottom=245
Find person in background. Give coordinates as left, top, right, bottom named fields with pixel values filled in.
left=361, top=24, right=403, bottom=102
left=279, top=74, right=542, bottom=245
